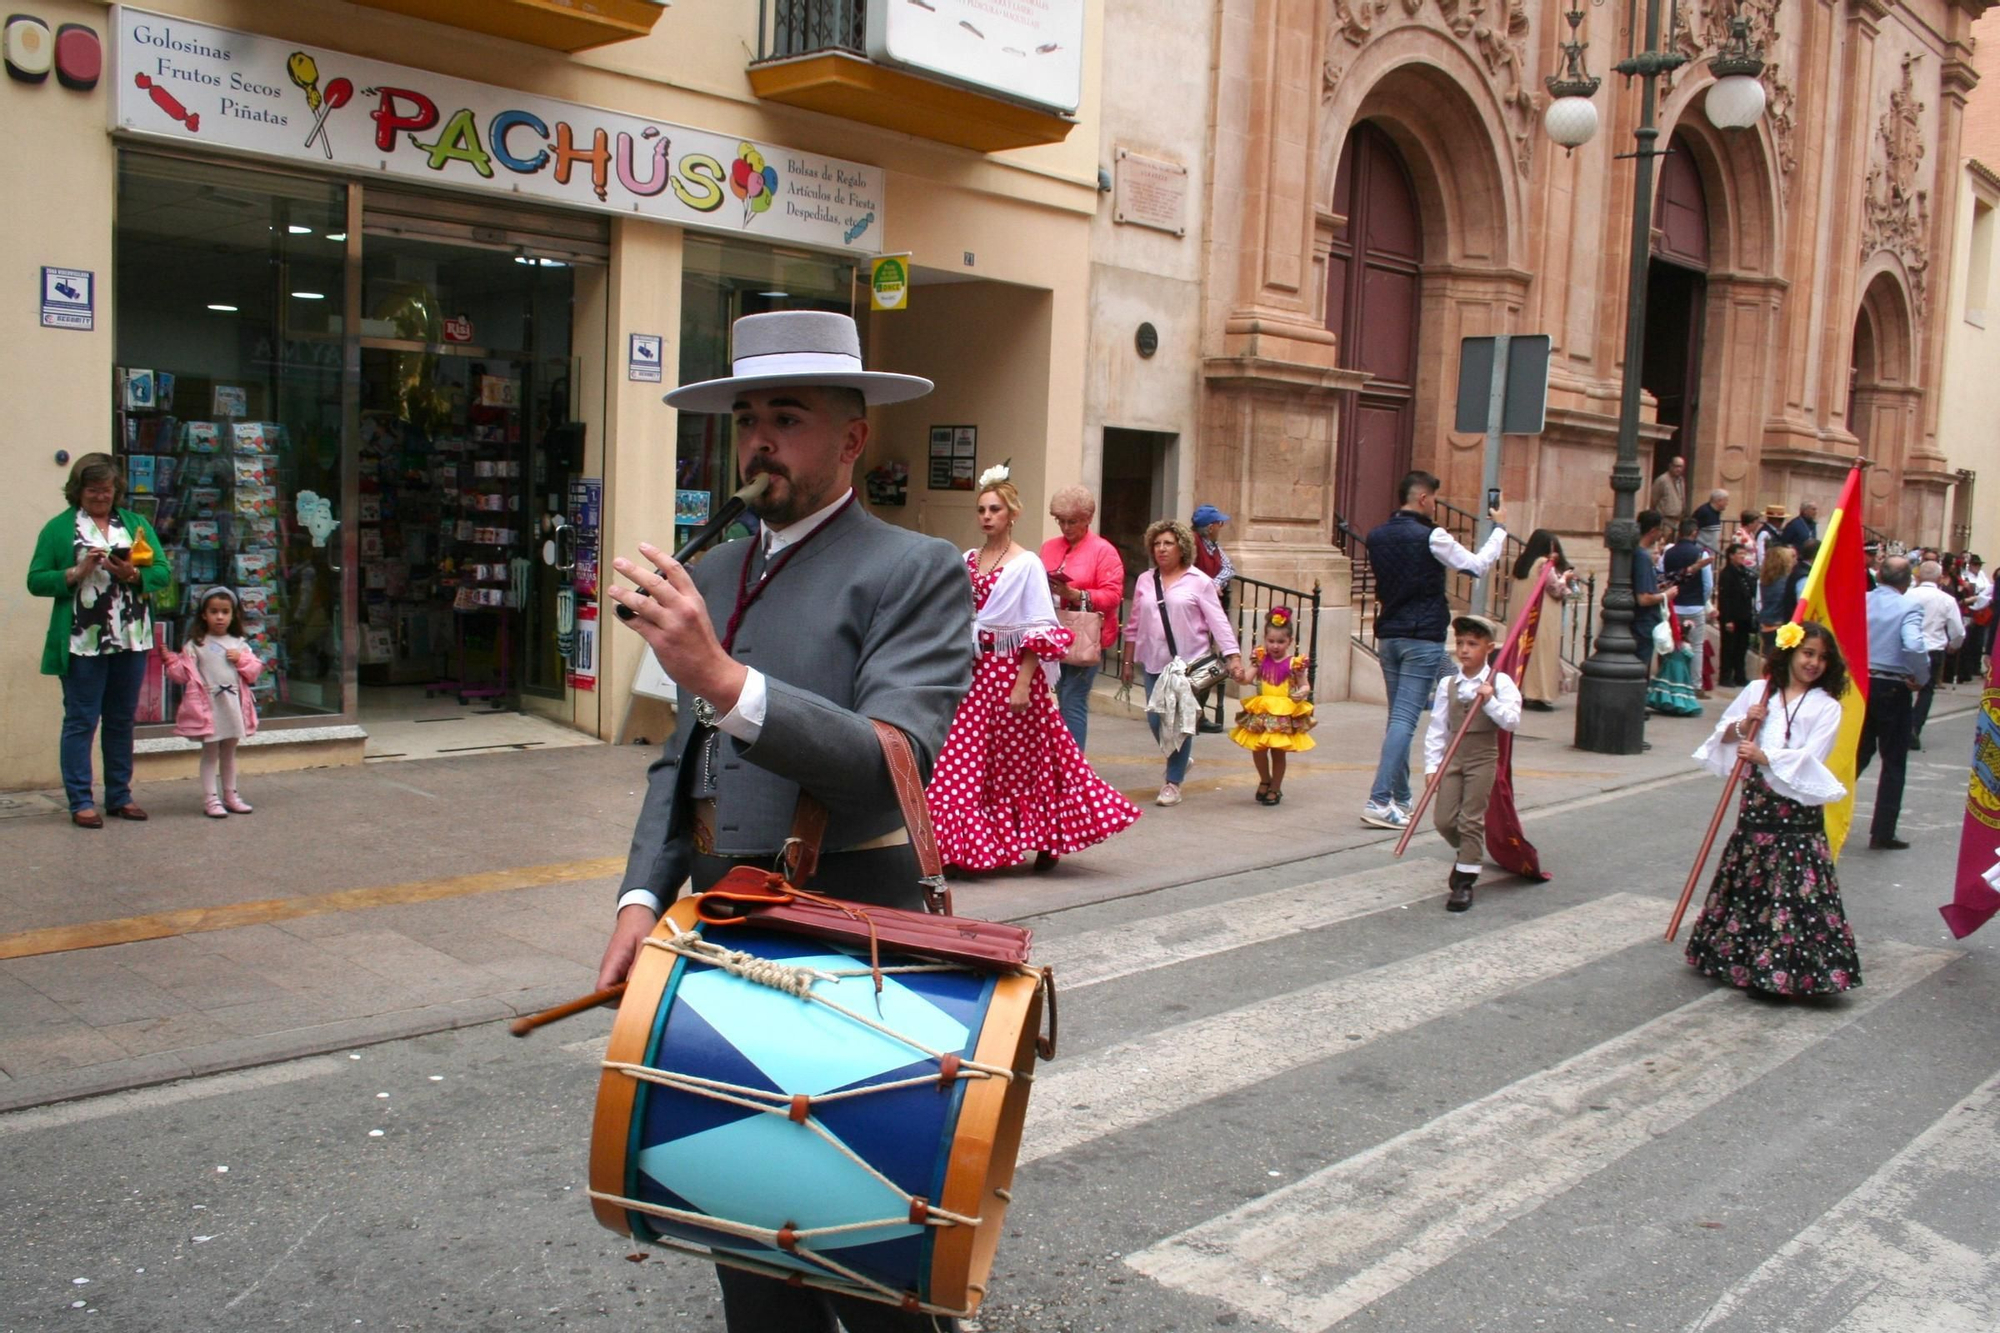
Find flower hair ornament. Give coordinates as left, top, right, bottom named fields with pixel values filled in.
left=976, top=460, right=1012, bottom=490
left=1774, top=622, right=1805, bottom=650
left=1267, top=606, right=1293, bottom=630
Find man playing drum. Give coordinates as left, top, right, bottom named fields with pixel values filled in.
left=598, top=310, right=974, bottom=1331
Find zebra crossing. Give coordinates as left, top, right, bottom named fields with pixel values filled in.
left=993, top=853, right=1991, bottom=1333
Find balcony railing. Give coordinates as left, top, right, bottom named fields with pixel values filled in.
left=760, top=0, right=864, bottom=59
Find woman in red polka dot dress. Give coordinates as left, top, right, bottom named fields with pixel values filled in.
left=925, top=467, right=1142, bottom=873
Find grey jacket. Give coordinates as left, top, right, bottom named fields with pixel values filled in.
left=619, top=502, right=974, bottom=902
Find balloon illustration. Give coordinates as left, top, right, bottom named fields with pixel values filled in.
left=729, top=142, right=778, bottom=227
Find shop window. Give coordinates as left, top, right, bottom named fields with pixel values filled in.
left=114, top=152, right=349, bottom=723
left=675, top=237, right=854, bottom=545
left=356, top=233, right=578, bottom=701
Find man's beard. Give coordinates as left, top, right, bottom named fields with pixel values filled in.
left=743, top=463, right=821, bottom=528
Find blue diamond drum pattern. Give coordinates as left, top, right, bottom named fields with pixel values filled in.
left=675, top=950, right=971, bottom=1094
left=625, top=927, right=999, bottom=1292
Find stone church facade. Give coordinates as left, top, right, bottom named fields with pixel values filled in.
left=1187, top=0, right=1986, bottom=662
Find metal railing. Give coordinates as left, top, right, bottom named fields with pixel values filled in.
left=757, top=0, right=865, bottom=59
left=1104, top=574, right=1323, bottom=715
left=1200, top=576, right=1323, bottom=727
left=1337, top=505, right=1593, bottom=671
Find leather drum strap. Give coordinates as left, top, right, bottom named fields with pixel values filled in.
left=782, top=719, right=951, bottom=914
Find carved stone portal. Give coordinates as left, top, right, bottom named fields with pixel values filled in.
left=1862, top=54, right=1932, bottom=320
left=1325, top=0, right=1539, bottom=175
left=1669, top=0, right=1799, bottom=191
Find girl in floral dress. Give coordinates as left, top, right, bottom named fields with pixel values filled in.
left=1684, top=621, right=1861, bottom=996
left=1229, top=607, right=1315, bottom=805
left=925, top=468, right=1142, bottom=873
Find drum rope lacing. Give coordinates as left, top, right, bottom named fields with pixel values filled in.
left=642, top=929, right=1020, bottom=1084
left=594, top=925, right=1015, bottom=1308
left=577, top=1216, right=972, bottom=1320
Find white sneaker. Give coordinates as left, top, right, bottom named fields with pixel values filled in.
left=1360, top=800, right=1409, bottom=830
left=1156, top=782, right=1183, bottom=807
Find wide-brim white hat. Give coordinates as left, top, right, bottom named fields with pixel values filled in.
left=665, top=310, right=933, bottom=413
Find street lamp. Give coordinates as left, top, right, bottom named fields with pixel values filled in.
left=1548, top=0, right=1765, bottom=754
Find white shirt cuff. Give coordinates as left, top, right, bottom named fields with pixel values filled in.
left=616, top=888, right=663, bottom=916
left=715, top=669, right=767, bottom=743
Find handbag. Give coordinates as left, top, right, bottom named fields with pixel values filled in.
left=1155, top=570, right=1227, bottom=693
left=1052, top=555, right=1104, bottom=667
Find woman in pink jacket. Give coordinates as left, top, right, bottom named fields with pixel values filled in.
left=1038, top=485, right=1124, bottom=752
left=157, top=587, right=264, bottom=818
left=1122, top=519, right=1245, bottom=807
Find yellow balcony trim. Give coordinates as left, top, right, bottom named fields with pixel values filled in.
left=347, top=0, right=665, bottom=53
left=748, top=51, right=1075, bottom=153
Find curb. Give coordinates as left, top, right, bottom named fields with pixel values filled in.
left=2, top=700, right=1982, bottom=1116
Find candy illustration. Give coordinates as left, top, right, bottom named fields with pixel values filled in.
left=133, top=73, right=198, bottom=133
left=728, top=142, right=778, bottom=226
left=286, top=51, right=321, bottom=111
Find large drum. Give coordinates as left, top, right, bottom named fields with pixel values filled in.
left=589, top=895, right=1048, bottom=1318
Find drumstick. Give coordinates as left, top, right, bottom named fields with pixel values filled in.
left=509, top=983, right=625, bottom=1036
left=614, top=474, right=771, bottom=621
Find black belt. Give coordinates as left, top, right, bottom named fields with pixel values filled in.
left=1870, top=673, right=1913, bottom=687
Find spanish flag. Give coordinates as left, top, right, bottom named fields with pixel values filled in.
left=1785, top=463, right=1871, bottom=858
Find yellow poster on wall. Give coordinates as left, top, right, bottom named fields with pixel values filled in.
left=870, top=254, right=911, bottom=312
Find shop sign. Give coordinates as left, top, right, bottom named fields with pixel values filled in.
left=112, top=10, right=887, bottom=255
left=627, top=332, right=662, bottom=383
left=867, top=0, right=1083, bottom=115
left=40, top=266, right=93, bottom=330
left=441, top=314, right=473, bottom=343
left=869, top=254, right=910, bottom=312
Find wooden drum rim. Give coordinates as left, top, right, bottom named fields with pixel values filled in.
left=588, top=899, right=704, bottom=1237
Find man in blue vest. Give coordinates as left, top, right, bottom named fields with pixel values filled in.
left=1361, top=471, right=1507, bottom=829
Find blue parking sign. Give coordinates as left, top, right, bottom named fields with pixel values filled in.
left=41, top=266, right=93, bottom=331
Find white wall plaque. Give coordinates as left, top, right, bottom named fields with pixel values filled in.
left=1113, top=148, right=1187, bottom=237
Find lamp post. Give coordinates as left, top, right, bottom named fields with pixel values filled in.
left=1550, top=0, right=1765, bottom=753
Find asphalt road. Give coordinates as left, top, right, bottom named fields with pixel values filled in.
left=3, top=707, right=1995, bottom=1332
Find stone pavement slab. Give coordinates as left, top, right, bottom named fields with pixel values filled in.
left=0, top=682, right=1981, bottom=1113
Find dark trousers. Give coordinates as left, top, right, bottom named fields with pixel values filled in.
left=1855, top=677, right=1914, bottom=843
left=1719, top=624, right=1752, bottom=687
left=691, top=846, right=953, bottom=1333
left=1911, top=650, right=1945, bottom=742
left=59, top=649, right=147, bottom=812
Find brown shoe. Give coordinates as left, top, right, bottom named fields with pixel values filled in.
left=1446, top=869, right=1476, bottom=912
left=106, top=804, right=149, bottom=821
left=72, top=808, right=104, bottom=829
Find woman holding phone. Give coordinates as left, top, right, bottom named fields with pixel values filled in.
left=26, top=453, right=170, bottom=827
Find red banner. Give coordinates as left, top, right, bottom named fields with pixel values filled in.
left=1939, top=650, right=2000, bottom=938
left=1487, top=561, right=1554, bottom=882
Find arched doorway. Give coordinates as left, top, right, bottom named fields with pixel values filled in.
left=1848, top=271, right=1918, bottom=530
left=1328, top=121, right=1422, bottom=535
left=1641, top=131, right=1710, bottom=484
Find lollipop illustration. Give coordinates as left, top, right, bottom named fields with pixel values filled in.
left=728, top=142, right=778, bottom=227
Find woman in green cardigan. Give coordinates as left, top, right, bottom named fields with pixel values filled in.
left=26, top=453, right=171, bottom=828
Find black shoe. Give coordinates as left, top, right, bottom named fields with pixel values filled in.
left=1523, top=699, right=1556, bottom=712
left=1197, top=718, right=1225, bottom=734
left=1445, top=870, right=1476, bottom=912
left=1869, top=836, right=1911, bottom=850
left=1909, top=736, right=1923, bottom=751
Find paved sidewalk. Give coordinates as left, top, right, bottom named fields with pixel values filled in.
left=2, top=683, right=1975, bottom=1113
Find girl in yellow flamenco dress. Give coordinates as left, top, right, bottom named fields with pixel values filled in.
left=1231, top=606, right=1316, bottom=805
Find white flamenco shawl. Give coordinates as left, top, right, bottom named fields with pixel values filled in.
left=974, top=553, right=1063, bottom=688
left=1691, top=679, right=1848, bottom=805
